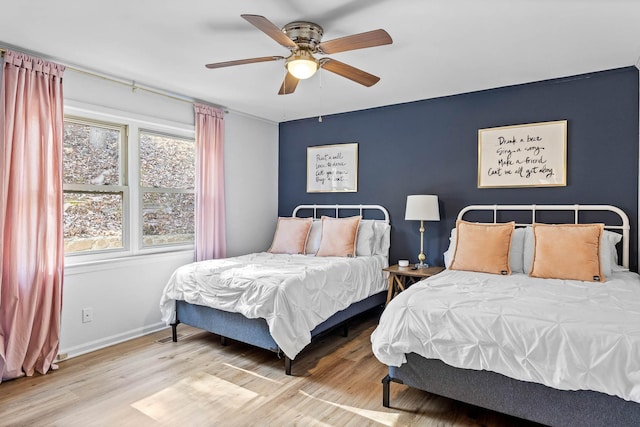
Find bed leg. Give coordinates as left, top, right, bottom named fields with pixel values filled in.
left=382, top=375, right=391, bottom=407
left=341, top=323, right=348, bottom=337
left=220, top=336, right=227, bottom=346
left=171, top=322, right=179, bottom=342
left=382, top=375, right=403, bottom=408
left=284, top=356, right=292, bottom=376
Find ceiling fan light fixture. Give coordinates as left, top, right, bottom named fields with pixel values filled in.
left=286, top=50, right=318, bottom=80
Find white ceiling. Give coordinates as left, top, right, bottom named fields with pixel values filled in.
left=2, top=1, right=639, bottom=123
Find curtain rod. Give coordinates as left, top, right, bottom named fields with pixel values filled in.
left=0, top=47, right=228, bottom=113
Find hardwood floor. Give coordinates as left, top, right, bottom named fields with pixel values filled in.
left=0, top=311, right=539, bottom=426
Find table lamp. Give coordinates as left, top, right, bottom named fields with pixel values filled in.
left=405, top=195, right=440, bottom=268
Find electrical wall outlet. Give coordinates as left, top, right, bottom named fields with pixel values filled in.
left=82, top=307, right=93, bottom=323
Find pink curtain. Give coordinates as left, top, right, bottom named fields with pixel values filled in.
left=194, top=103, right=226, bottom=261
left=0, top=50, right=65, bottom=382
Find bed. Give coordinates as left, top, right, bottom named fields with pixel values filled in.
left=371, top=204, right=640, bottom=427
left=161, top=204, right=390, bottom=375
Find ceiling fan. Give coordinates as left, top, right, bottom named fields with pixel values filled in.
left=205, top=14, right=393, bottom=95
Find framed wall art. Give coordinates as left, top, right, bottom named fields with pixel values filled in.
left=478, top=120, right=567, bottom=188
left=307, top=143, right=358, bottom=193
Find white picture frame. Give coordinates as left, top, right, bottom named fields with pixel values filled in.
left=478, top=120, right=567, bottom=188
left=307, top=143, right=358, bottom=193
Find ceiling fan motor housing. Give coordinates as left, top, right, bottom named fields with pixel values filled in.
left=282, top=21, right=324, bottom=51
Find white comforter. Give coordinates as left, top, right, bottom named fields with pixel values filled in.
left=161, top=252, right=387, bottom=359
left=371, top=269, right=640, bottom=403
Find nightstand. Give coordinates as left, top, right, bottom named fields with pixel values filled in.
left=383, top=264, right=445, bottom=304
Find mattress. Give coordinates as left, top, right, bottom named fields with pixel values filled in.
left=161, top=252, right=387, bottom=358
left=371, top=269, right=640, bottom=403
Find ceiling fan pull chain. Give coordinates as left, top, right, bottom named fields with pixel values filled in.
left=318, top=68, right=323, bottom=123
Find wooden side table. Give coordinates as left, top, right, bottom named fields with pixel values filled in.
left=383, top=265, right=445, bottom=304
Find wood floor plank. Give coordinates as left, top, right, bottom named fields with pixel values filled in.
left=0, top=311, right=540, bottom=426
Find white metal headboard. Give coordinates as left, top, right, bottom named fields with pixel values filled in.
left=292, top=204, right=390, bottom=223
left=457, top=204, right=630, bottom=269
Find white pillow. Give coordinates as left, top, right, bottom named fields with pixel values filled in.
left=523, top=227, right=534, bottom=274
left=522, top=227, right=623, bottom=277
left=601, top=230, right=623, bottom=274
left=372, top=221, right=391, bottom=256
left=305, top=220, right=322, bottom=254
left=603, top=231, right=627, bottom=272
left=356, top=220, right=376, bottom=256
left=444, top=226, right=526, bottom=273
left=510, top=228, right=526, bottom=273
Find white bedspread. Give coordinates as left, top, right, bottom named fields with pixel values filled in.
left=371, top=269, right=640, bottom=403
left=161, top=252, right=387, bottom=359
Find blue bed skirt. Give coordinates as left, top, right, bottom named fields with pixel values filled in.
left=173, top=290, right=386, bottom=373
left=384, top=353, right=640, bottom=427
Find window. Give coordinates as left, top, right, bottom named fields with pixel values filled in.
left=63, top=118, right=127, bottom=254
left=63, top=112, right=195, bottom=257
left=139, top=131, right=195, bottom=247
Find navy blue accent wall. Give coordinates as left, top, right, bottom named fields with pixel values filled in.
left=279, top=67, right=639, bottom=271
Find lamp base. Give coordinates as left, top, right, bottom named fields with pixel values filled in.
left=415, top=263, right=430, bottom=269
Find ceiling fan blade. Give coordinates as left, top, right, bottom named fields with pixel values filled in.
left=318, top=29, right=392, bottom=54
left=205, top=56, right=284, bottom=69
left=320, top=58, right=380, bottom=87
left=241, top=14, right=297, bottom=49
left=278, top=72, right=300, bottom=95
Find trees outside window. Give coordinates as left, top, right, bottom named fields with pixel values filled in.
left=139, top=131, right=195, bottom=247
left=63, top=118, right=127, bottom=254
left=63, top=117, right=195, bottom=256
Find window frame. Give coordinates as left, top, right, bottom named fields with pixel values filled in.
left=138, top=128, right=196, bottom=249
left=63, top=116, right=130, bottom=256
left=62, top=103, right=196, bottom=265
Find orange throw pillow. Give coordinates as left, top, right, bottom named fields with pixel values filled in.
left=316, top=216, right=361, bottom=257
left=268, top=217, right=313, bottom=254
left=450, top=220, right=515, bottom=275
left=530, top=223, right=604, bottom=282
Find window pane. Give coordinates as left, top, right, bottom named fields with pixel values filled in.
left=142, top=192, right=194, bottom=246
left=64, top=121, right=122, bottom=185
left=64, top=192, right=123, bottom=253
left=140, top=132, right=195, bottom=189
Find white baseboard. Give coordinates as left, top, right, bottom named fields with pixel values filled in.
left=58, top=322, right=169, bottom=361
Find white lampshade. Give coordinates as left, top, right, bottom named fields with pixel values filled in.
left=405, top=195, right=440, bottom=221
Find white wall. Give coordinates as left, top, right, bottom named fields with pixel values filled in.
left=225, top=113, right=280, bottom=256
left=59, top=69, right=279, bottom=358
